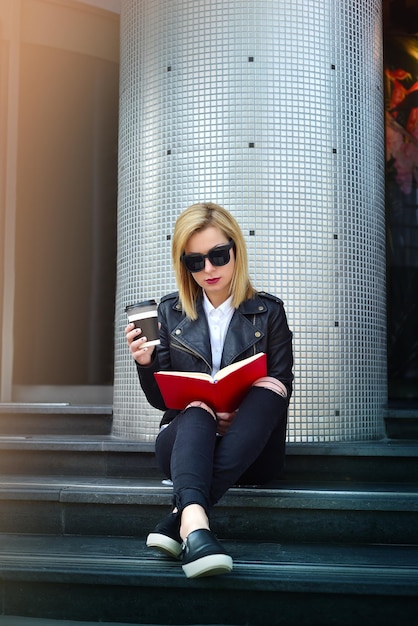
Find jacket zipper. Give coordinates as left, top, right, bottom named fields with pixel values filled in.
left=170, top=340, right=212, bottom=373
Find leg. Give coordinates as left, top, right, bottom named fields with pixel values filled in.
left=156, top=404, right=217, bottom=521
left=236, top=413, right=287, bottom=485
left=210, top=386, right=288, bottom=505
left=153, top=405, right=233, bottom=578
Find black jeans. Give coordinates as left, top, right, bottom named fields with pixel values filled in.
left=155, top=386, right=288, bottom=515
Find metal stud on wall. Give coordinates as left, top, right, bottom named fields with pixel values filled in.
left=113, top=0, right=386, bottom=442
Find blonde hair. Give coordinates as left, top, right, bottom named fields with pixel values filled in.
left=172, top=203, right=256, bottom=319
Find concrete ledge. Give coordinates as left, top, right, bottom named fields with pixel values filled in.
left=0, top=475, right=417, bottom=510
left=0, top=438, right=416, bottom=482
left=0, top=475, right=416, bottom=544
left=0, top=436, right=416, bottom=455
left=0, top=404, right=113, bottom=415
left=0, top=534, right=417, bottom=625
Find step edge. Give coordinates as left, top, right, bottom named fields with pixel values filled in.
left=0, top=480, right=417, bottom=510
left=0, top=554, right=417, bottom=596
left=0, top=438, right=416, bottom=456
left=0, top=404, right=113, bottom=415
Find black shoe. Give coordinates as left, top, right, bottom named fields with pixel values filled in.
left=181, top=529, right=233, bottom=578
left=146, top=512, right=182, bottom=558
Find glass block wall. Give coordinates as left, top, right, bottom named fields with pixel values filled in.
left=113, top=0, right=386, bottom=441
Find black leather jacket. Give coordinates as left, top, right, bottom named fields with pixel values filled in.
left=136, top=290, right=293, bottom=426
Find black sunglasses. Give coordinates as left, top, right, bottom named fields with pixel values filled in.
left=181, top=240, right=235, bottom=273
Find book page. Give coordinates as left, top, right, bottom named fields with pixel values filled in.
left=155, top=370, right=214, bottom=382
left=214, top=353, right=265, bottom=381
left=156, top=352, right=265, bottom=383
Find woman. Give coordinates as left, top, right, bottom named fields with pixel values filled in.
left=125, top=202, right=293, bottom=579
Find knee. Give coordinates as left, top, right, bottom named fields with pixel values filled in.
left=252, top=376, right=288, bottom=398
left=185, top=401, right=217, bottom=420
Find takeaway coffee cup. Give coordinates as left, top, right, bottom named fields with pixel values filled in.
left=125, top=300, right=160, bottom=348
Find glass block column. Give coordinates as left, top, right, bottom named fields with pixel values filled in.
left=113, top=0, right=387, bottom=441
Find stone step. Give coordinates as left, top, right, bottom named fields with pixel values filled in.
left=0, top=475, right=417, bottom=545
left=0, top=403, right=417, bottom=441
left=0, top=405, right=112, bottom=436
left=384, top=407, right=418, bottom=440
left=0, top=436, right=156, bottom=477
left=0, top=618, right=146, bottom=626
left=0, top=618, right=144, bottom=626
left=0, top=435, right=417, bottom=483
left=0, top=533, right=416, bottom=625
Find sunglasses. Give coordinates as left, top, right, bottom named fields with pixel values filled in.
left=181, top=239, right=235, bottom=273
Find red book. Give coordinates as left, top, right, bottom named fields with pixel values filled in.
left=154, top=352, right=267, bottom=413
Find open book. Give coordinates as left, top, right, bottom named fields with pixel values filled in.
left=154, top=352, right=267, bottom=413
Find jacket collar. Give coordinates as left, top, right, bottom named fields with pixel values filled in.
left=170, top=292, right=266, bottom=368
left=170, top=292, right=267, bottom=315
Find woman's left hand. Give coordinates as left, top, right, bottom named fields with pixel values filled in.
left=216, top=411, right=237, bottom=436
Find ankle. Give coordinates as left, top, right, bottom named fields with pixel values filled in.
left=180, top=504, right=209, bottom=541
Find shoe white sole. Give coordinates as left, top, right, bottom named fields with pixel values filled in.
left=182, top=553, right=233, bottom=578
left=146, top=532, right=182, bottom=558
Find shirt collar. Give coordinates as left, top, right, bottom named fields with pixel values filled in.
left=203, top=291, right=234, bottom=318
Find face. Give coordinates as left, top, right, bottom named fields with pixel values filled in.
left=184, top=226, right=235, bottom=307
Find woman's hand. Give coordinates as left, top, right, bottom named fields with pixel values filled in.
left=216, top=411, right=237, bottom=436
left=125, top=322, right=155, bottom=366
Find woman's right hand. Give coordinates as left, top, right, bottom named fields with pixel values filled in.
left=125, top=323, right=155, bottom=365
